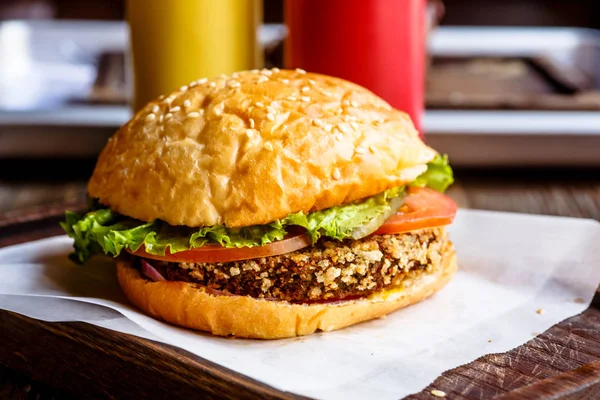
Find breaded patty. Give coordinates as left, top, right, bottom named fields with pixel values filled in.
left=138, top=227, right=448, bottom=302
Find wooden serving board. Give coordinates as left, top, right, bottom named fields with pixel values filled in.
left=1, top=204, right=599, bottom=400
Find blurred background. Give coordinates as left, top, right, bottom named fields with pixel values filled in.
left=0, top=0, right=599, bottom=219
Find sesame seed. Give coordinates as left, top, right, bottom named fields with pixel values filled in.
left=537, top=308, right=545, bottom=315
left=249, top=118, right=255, bottom=128
left=266, top=105, right=276, bottom=114
left=368, top=145, right=376, bottom=153
left=145, top=113, right=156, bottom=121
left=260, top=69, right=273, bottom=76
left=179, top=85, right=188, bottom=91
left=245, top=129, right=254, bottom=138
left=264, top=142, right=274, bottom=151
left=231, top=72, right=239, bottom=78
left=164, top=113, right=173, bottom=120
left=266, top=113, right=275, bottom=121
left=308, top=79, right=316, bottom=85
left=287, top=96, right=297, bottom=101
left=312, top=119, right=324, bottom=127
left=431, top=390, right=446, bottom=397
left=342, top=100, right=350, bottom=106
left=338, top=123, right=351, bottom=133
left=350, top=101, right=359, bottom=107
left=189, top=81, right=197, bottom=87
left=295, top=68, right=307, bottom=74
left=198, top=78, right=208, bottom=84
left=333, top=168, right=341, bottom=180
left=350, top=121, right=359, bottom=130
left=151, top=105, right=160, bottom=113
left=488, top=339, right=492, bottom=343
left=324, top=124, right=333, bottom=132
left=219, top=73, right=227, bottom=78
left=183, top=100, right=191, bottom=107
left=169, top=106, right=181, bottom=112
left=258, top=75, right=269, bottom=83
left=272, top=67, right=280, bottom=73
left=209, top=82, right=216, bottom=87
left=301, top=86, right=310, bottom=92
left=159, top=115, right=164, bottom=123
left=355, top=147, right=365, bottom=154
left=280, top=78, right=290, bottom=84
left=250, top=69, right=259, bottom=73
left=301, top=96, right=310, bottom=102
left=187, top=112, right=200, bottom=118
left=255, top=102, right=265, bottom=108
left=227, top=80, right=241, bottom=88
left=158, top=95, right=165, bottom=100
left=164, top=96, right=174, bottom=104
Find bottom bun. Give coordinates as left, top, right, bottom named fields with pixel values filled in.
left=117, top=242, right=457, bottom=339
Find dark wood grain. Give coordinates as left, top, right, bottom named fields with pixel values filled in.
left=0, top=311, right=306, bottom=400
left=1, top=168, right=599, bottom=399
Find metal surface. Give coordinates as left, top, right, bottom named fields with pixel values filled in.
left=426, top=27, right=600, bottom=166
left=429, top=26, right=600, bottom=86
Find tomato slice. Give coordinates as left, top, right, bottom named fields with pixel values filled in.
left=373, top=187, right=457, bottom=235
left=130, top=187, right=455, bottom=264
left=128, top=233, right=311, bottom=263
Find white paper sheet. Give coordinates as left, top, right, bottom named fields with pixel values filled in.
left=0, top=209, right=599, bottom=400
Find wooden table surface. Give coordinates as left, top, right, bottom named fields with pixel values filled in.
left=1, top=161, right=599, bottom=400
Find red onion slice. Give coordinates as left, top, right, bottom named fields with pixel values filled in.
left=140, top=259, right=166, bottom=282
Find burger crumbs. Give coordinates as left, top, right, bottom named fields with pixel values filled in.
left=537, top=308, right=545, bottom=315
left=431, top=389, right=446, bottom=397
left=261, top=278, right=273, bottom=292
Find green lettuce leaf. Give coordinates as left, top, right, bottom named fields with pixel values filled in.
left=411, top=154, right=454, bottom=192
left=62, top=156, right=453, bottom=264
left=283, top=186, right=405, bottom=243
left=61, top=187, right=405, bottom=263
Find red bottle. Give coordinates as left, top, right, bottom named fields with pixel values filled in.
left=284, top=0, right=426, bottom=135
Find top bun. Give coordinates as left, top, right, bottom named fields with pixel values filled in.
left=88, top=69, right=436, bottom=228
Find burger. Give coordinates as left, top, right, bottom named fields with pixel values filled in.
left=62, top=69, right=457, bottom=339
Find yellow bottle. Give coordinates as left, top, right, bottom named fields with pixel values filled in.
left=127, top=0, right=262, bottom=111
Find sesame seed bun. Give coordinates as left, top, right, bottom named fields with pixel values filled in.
left=116, top=241, right=456, bottom=339
left=88, top=69, right=436, bottom=228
